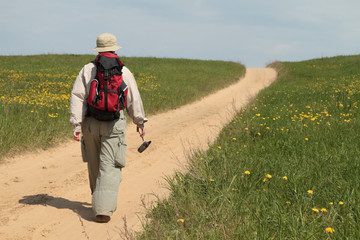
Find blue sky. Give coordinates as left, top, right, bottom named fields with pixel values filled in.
left=1, top=0, right=359, bottom=67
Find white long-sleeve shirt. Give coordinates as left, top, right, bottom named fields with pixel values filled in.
left=69, top=62, right=147, bottom=132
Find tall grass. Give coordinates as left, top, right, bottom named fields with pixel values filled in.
left=137, top=55, right=360, bottom=239
left=0, top=55, right=244, bottom=159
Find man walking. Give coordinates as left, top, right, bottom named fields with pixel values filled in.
left=69, top=33, right=147, bottom=223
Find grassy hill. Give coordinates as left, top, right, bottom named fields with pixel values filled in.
left=137, top=55, right=360, bottom=239
left=0, top=55, right=245, bottom=159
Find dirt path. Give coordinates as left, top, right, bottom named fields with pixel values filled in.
left=0, top=68, right=277, bottom=240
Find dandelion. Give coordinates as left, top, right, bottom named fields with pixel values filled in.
left=232, top=137, right=237, bottom=141
left=339, top=201, right=344, bottom=205
left=282, top=176, right=288, bottom=181
left=177, top=219, right=184, bottom=223
left=312, top=208, right=319, bottom=213
left=286, top=201, right=291, bottom=205
left=321, top=208, right=327, bottom=212
left=263, top=178, right=268, bottom=183
left=305, top=138, right=309, bottom=141
left=210, top=179, right=215, bottom=182
left=244, top=170, right=250, bottom=175
left=258, top=132, right=261, bottom=136
left=325, top=227, right=335, bottom=233
left=307, top=190, right=313, bottom=194
left=48, top=113, right=58, bottom=118
left=329, top=202, right=334, bottom=205
left=217, top=146, right=222, bottom=150
left=265, top=174, right=272, bottom=179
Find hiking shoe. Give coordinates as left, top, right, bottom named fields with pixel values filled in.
left=95, top=215, right=111, bottom=223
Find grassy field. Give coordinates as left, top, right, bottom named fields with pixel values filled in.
left=137, top=55, right=360, bottom=239
left=0, top=55, right=245, bottom=159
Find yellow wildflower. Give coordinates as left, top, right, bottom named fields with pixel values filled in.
left=244, top=170, right=250, bottom=175
left=312, top=208, right=319, bottom=213
left=307, top=190, right=313, bottom=194
left=325, top=227, right=335, bottom=233
left=177, top=219, right=184, bottom=223
left=265, top=174, right=272, bottom=179
left=321, top=208, right=327, bottom=212
left=286, top=201, right=291, bottom=205
left=329, top=202, right=334, bottom=205
left=282, top=176, right=288, bottom=181
left=210, top=179, right=215, bottom=182
left=217, top=146, right=222, bottom=150
left=339, top=201, right=344, bottom=205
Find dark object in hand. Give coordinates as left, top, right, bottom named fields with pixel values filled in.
left=138, top=140, right=151, bottom=153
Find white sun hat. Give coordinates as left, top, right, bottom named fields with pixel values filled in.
left=93, top=33, right=122, bottom=52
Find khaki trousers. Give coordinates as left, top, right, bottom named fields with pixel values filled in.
left=81, top=111, right=127, bottom=216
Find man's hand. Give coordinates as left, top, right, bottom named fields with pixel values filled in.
left=73, top=131, right=81, bottom=142
left=137, top=126, right=145, bottom=138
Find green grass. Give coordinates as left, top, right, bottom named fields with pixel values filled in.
left=137, top=55, right=360, bottom=239
left=0, top=54, right=245, bottom=159
left=122, top=57, right=246, bottom=113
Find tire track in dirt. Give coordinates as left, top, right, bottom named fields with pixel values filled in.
left=0, top=68, right=277, bottom=240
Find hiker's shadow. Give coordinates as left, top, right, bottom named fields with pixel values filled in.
left=19, top=194, right=93, bottom=222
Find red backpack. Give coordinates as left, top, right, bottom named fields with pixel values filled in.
left=87, top=52, right=128, bottom=121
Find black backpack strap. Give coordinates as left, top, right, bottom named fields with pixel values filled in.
left=119, top=79, right=128, bottom=92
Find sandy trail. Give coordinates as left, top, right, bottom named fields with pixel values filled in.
left=0, top=68, right=277, bottom=240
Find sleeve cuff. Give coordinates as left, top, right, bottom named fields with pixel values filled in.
left=136, top=118, right=148, bottom=128
left=73, top=125, right=82, bottom=133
